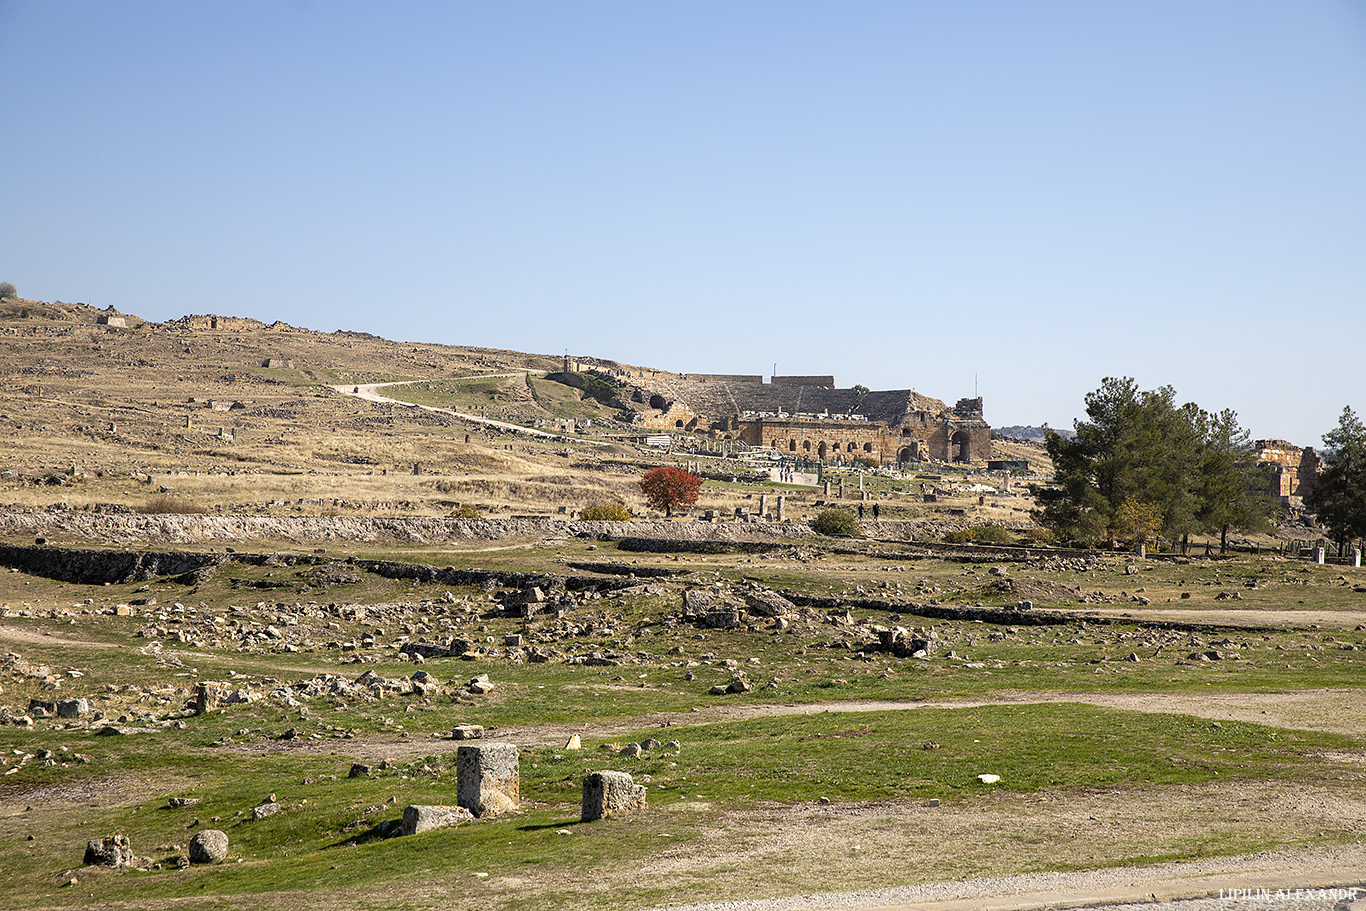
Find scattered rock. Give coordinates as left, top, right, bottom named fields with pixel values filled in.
left=84, top=835, right=135, bottom=867
left=251, top=802, right=282, bottom=821
left=188, top=829, right=229, bottom=864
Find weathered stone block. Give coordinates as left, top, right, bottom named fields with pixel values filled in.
left=581, top=770, right=646, bottom=821
left=56, top=698, right=89, bottom=718
left=457, top=743, right=519, bottom=817
left=451, top=723, right=484, bottom=740
left=401, top=804, right=473, bottom=836
left=193, top=682, right=223, bottom=715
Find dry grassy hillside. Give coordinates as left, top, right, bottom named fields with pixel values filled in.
left=0, top=300, right=650, bottom=517
left=0, top=299, right=1049, bottom=527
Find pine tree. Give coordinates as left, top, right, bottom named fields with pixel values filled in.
left=1308, top=406, right=1366, bottom=546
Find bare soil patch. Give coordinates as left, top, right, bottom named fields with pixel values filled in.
left=0, top=624, right=119, bottom=649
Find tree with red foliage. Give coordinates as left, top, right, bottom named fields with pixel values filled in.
left=639, top=466, right=703, bottom=517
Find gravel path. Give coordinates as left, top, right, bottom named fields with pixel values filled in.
left=644, top=845, right=1366, bottom=911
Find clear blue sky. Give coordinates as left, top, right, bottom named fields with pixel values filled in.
left=3, top=1, right=1362, bottom=445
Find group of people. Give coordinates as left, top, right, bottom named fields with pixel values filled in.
left=857, top=503, right=880, bottom=520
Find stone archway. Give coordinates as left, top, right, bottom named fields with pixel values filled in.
left=951, top=430, right=972, bottom=462
left=649, top=394, right=667, bottom=410
left=899, top=446, right=913, bottom=463
left=817, top=441, right=828, bottom=460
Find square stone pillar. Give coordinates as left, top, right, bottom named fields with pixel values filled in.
left=457, top=743, right=519, bottom=817
left=582, top=770, right=646, bottom=821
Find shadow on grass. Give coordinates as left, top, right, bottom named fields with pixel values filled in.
left=518, top=818, right=584, bottom=832
left=325, top=818, right=401, bottom=848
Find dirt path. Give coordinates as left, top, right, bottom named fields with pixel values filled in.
left=0, top=624, right=119, bottom=649
left=330, top=382, right=602, bottom=444
left=646, top=839, right=1366, bottom=911
left=1077, top=606, right=1366, bottom=628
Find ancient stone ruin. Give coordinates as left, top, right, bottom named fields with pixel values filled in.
left=401, top=804, right=473, bottom=836
left=456, top=743, right=519, bottom=818
left=581, top=770, right=647, bottom=821
left=1256, top=439, right=1319, bottom=504
left=570, top=367, right=992, bottom=464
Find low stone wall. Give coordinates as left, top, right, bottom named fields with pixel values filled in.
left=0, top=542, right=226, bottom=584
left=0, top=512, right=818, bottom=546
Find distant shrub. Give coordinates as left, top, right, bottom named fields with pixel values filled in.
left=141, top=496, right=207, bottom=515
left=1020, top=526, right=1056, bottom=546
left=853, top=457, right=879, bottom=469
left=969, top=524, right=1015, bottom=544
left=579, top=502, right=631, bottom=521
left=944, top=524, right=1015, bottom=545
left=0, top=282, right=15, bottom=300
left=449, top=504, right=482, bottom=519
left=812, top=508, right=860, bottom=536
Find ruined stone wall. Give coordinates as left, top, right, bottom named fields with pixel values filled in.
left=689, top=374, right=763, bottom=384
left=740, top=419, right=887, bottom=461
left=162, top=314, right=273, bottom=331
left=772, top=375, right=835, bottom=387
left=1256, top=440, right=1319, bottom=500
left=0, top=513, right=819, bottom=546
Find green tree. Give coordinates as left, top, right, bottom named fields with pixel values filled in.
left=1034, top=378, right=1276, bottom=549
left=1308, top=406, right=1366, bottom=546
left=1193, top=408, right=1277, bottom=552
left=1035, top=378, right=1199, bottom=545
left=0, top=281, right=15, bottom=300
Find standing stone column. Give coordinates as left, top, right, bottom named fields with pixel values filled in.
left=1316, top=546, right=1326, bottom=565
left=1354, top=548, right=1362, bottom=569
left=1136, top=544, right=1145, bottom=559
left=457, top=743, right=519, bottom=817
left=775, top=496, right=785, bottom=522
left=581, top=770, right=646, bottom=821
left=823, top=481, right=830, bottom=497
left=759, top=493, right=768, bottom=518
